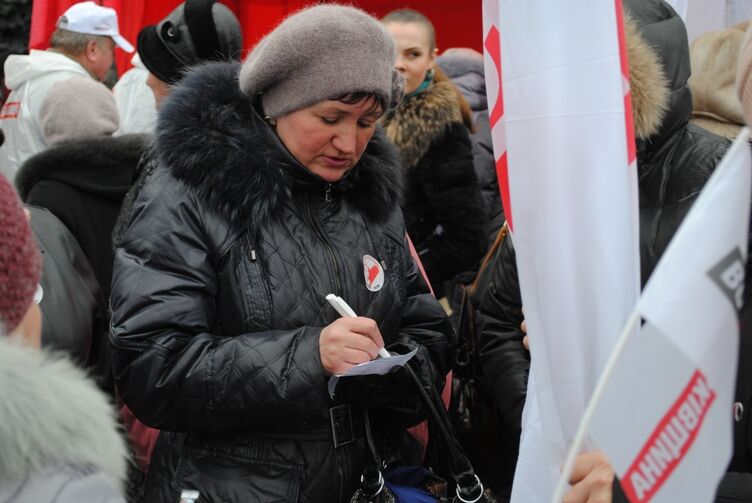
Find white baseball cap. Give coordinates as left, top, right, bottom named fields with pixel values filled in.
left=57, top=1, right=134, bottom=53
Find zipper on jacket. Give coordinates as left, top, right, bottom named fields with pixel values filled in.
left=240, top=233, right=274, bottom=325
left=325, top=183, right=332, bottom=202
left=302, top=196, right=344, bottom=297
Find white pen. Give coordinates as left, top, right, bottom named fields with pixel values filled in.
left=325, top=294, right=391, bottom=359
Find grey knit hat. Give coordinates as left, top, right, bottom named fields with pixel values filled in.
left=40, top=76, right=119, bottom=145
left=239, top=4, right=404, bottom=119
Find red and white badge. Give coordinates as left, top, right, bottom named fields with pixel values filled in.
left=363, top=255, right=385, bottom=292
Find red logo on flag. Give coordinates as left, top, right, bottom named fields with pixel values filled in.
left=621, top=370, right=716, bottom=502
left=363, top=255, right=384, bottom=292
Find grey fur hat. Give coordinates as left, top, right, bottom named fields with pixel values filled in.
left=239, top=4, right=404, bottom=118
left=40, top=77, right=119, bottom=145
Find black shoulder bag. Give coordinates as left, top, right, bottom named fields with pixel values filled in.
left=452, top=222, right=509, bottom=433
left=350, top=364, right=499, bottom=503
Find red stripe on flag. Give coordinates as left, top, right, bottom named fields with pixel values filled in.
left=621, top=369, right=716, bottom=502
left=484, top=25, right=504, bottom=129
left=614, top=0, right=636, bottom=166
left=496, top=152, right=513, bottom=231
left=484, top=22, right=512, bottom=230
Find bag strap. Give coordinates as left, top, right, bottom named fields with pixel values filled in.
left=453, top=221, right=509, bottom=372
left=353, top=366, right=487, bottom=502
left=358, top=409, right=388, bottom=498
left=404, top=365, right=486, bottom=503
left=468, top=222, right=509, bottom=296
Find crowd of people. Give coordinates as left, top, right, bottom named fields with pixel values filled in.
left=0, top=0, right=751, bottom=501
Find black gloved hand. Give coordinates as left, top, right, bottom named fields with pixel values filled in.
left=336, top=366, right=424, bottom=428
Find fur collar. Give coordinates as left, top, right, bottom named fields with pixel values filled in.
left=15, top=134, right=149, bottom=201
left=155, top=62, right=403, bottom=232
left=624, top=12, right=670, bottom=140
left=0, top=337, right=127, bottom=488
left=380, top=80, right=463, bottom=169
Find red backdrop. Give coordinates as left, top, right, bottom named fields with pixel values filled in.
left=30, top=0, right=482, bottom=78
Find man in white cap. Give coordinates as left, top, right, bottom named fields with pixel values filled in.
left=0, top=1, right=133, bottom=180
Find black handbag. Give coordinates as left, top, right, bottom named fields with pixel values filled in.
left=350, top=364, right=499, bottom=503
left=451, top=222, right=509, bottom=434
left=449, top=223, right=518, bottom=499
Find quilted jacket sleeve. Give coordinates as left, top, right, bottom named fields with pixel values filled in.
left=476, top=235, right=529, bottom=431
left=109, top=173, right=330, bottom=433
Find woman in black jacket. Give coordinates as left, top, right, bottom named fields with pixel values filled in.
left=381, top=9, right=489, bottom=292
left=109, top=5, right=452, bottom=502
left=477, top=0, right=732, bottom=499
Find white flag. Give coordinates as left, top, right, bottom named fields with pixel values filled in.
left=482, top=1, right=641, bottom=501
left=589, top=130, right=751, bottom=502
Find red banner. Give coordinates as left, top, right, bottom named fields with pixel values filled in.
left=29, top=0, right=483, bottom=79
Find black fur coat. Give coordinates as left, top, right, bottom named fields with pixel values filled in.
left=15, top=134, right=148, bottom=298
left=381, top=80, right=489, bottom=286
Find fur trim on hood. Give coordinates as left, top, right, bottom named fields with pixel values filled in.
left=624, top=0, right=693, bottom=146
left=154, top=62, right=404, bottom=232
left=15, top=134, right=149, bottom=201
left=624, top=12, right=670, bottom=139
left=436, top=51, right=487, bottom=112
left=380, top=80, right=463, bottom=169
left=0, top=336, right=128, bottom=489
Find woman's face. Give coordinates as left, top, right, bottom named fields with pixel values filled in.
left=385, top=21, right=436, bottom=95
left=275, top=98, right=382, bottom=183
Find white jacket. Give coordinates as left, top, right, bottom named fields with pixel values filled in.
left=0, top=50, right=92, bottom=181
left=113, top=54, right=156, bottom=135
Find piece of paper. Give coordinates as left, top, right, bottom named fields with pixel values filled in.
left=327, top=348, right=418, bottom=397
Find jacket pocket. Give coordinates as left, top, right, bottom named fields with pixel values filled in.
left=236, top=246, right=274, bottom=330
left=172, top=446, right=303, bottom=503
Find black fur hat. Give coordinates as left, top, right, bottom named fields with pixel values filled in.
left=137, top=0, right=242, bottom=85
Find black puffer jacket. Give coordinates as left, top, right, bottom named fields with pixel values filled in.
left=109, top=62, right=452, bottom=503
left=381, top=80, right=488, bottom=287
left=27, top=205, right=107, bottom=381
left=477, top=0, right=731, bottom=483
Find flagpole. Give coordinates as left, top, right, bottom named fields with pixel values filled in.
left=551, top=307, right=642, bottom=502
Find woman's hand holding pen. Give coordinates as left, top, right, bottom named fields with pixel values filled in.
left=320, top=317, right=385, bottom=375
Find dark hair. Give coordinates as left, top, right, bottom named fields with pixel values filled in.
left=331, top=91, right=387, bottom=116
left=382, top=9, right=436, bottom=52
left=433, top=66, right=475, bottom=132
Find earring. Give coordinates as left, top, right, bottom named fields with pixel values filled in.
left=426, top=68, right=435, bottom=81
